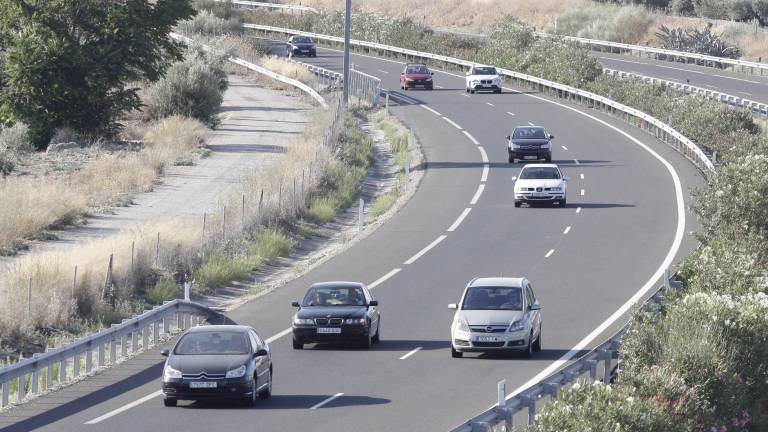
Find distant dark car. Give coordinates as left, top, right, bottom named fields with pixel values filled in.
left=507, top=126, right=554, bottom=163
left=400, top=63, right=434, bottom=90
left=291, top=282, right=381, bottom=349
left=160, top=325, right=272, bottom=407
left=286, top=35, right=316, bottom=57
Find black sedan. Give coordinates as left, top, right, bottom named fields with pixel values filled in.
left=160, top=325, right=272, bottom=407
left=286, top=35, right=316, bottom=57
left=291, top=282, right=381, bottom=349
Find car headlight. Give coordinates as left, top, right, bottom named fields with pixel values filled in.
left=425, top=76, right=432, bottom=81
left=550, top=187, right=562, bottom=192
left=293, top=317, right=314, bottom=326
left=511, top=143, right=521, bottom=149
left=493, top=77, right=501, bottom=83
left=471, top=80, right=480, bottom=85
left=344, top=318, right=366, bottom=325
left=405, top=78, right=414, bottom=81
left=508, top=319, right=525, bottom=333
left=455, top=318, right=470, bottom=333
left=225, top=365, right=247, bottom=379
left=541, top=142, right=551, bottom=150
left=163, top=364, right=182, bottom=380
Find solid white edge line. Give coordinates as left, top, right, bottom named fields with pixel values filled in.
left=470, top=184, right=485, bottom=205
left=310, top=393, right=344, bottom=410
left=563, top=226, right=571, bottom=234
left=404, top=235, right=447, bottom=265
left=477, top=146, right=489, bottom=163
left=481, top=164, right=489, bottom=182
left=576, top=207, right=582, bottom=213
left=544, top=249, right=555, bottom=258
left=442, top=116, right=463, bottom=130
left=399, top=347, right=423, bottom=360
left=84, top=390, right=163, bottom=424
left=265, top=327, right=292, bottom=344
left=421, top=105, right=442, bottom=116
left=462, top=130, right=480, bottom=145
left=447, top=208, right=472, bottom=232
left=368, top=268, right=402, bottom=290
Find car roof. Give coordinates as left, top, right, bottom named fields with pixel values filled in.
left=514, top=125, right=545, bottom=130
left=310, top=281, right=365, bottom=289
left=406, top=62, right=427, bottom=66
left=468, top=277, right=527, bottom=288
left=185, top=325, right=252, bottom=333
left=520, top=163, right=559, bottom=169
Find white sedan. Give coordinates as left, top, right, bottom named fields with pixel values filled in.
left=514, top=164, right=568, bottom=207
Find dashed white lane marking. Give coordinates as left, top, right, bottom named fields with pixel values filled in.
left=448, top=208, right=472, bottom=232
left=486, top=102, right=495, bottom=107
left=421, top=105, right=442, bottom=116
left=599, top=56, right=760, bottom=83
left=462, top=130, right=480, bottom=145
left=561, top=145, right=568, bottom=151
left=507, top=112, right=515, bottom=116
left=265, top=328, right=293, bottom=344
left=404, top=235, right=447, bottom=265
left=544, top=249, right=555, bottom=258
left=738, top=91, right=752, bottom=96
left=705, top=84, right=718, bottom=89
left=462, top=93, right=470, bottom=98
left=481, top=164, right=489, bottom=182
left=84, top=391, right=163, bottom=424
left=580, top=173, right=585, bottom=179
left=563, top=226, right=571, bottom=234
left=443, top=117, right=463, bottom=130
left=576, top=207, right=582, bottom=214
left=377, top=69, right=389, bottom=74
left=310, top=393, right=344, bottom=410
left=574, top=159, right=580, bottom=165
left=527, top=121, right=535, bottom=126
left=470, top=184, right=485, bottom=205
left=399, top=347, right=423, bottom=360
left=580, top=189, right=585, bottom=196
left=369, top=268, right=402, bottom=289
left=478, top=146, right=489, bottom=163
left=597, top=56, right=644, bottom=65
left=435, top=85, right=444, bottom=89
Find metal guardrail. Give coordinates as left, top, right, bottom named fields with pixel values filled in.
left=170, top=32, right=329, bottom=109
left=450, top=273, right=683, bottom=431
left=243, top=23, right=716, bottom=174
left=603, top=68, right=768, bottom=119
left=536, top=32, right=768, bottom=76
left=214, top=0, right=318, bottom=13
left=284, top=56, right=382, bottom=107
left=0, top=299, right=223, bottom=409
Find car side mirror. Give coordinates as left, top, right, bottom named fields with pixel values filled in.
left=160, top=349, right=170, bottom=357
left=549, top=134, right=555, bottom=139
left=400, top=72, right=404, bottom=75
left=529, top=303, right=541, bottom=311
left=431, top=72, right=434, bottom=75
left=465, top=71, right=471, bottom=76
left=291, top=301, right=300, bottom=307
left=368, top=300, right=379, bottom=307
left=254, top=348, right=269, bottom=357
left=506, top=135, right=511, bottom=140
left=563, top=176, right=570, bottom=182
left=448, top=303, right=458, bottom=310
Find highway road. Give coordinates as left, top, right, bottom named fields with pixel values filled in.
left=1, top=44, right=706, bottom=431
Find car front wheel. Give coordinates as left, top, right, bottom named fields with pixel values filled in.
left=451, top=347, right=463, bottom=358
left=258, top=370, right=272, bottom=399
left=533, top=327, right=542, bottom=352
left=523, top=331, right=534, bottom=358
left=292, top=338, right=303, bottom=349
left=514, top=201, right=522, bottom=208
left=164, top=398, right=177, bottom=407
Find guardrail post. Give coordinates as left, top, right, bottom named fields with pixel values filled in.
left=163, top=316, right=171, bottom=334
left=98, top=343, right=105, bottom=367
left=59, top=358, right=67, bottom=384
left=73, top=353, right=80, bottom=378
left=121, top=334, right=128, bottom=358
left=31, top=368, right=39, bottom=395
left=46, top=363, right=53, bottom=390
left=2, top=381, right=9, bottom=407
left=142, top=325, right=150, bottom=350
left=470, top=421, right=491, bottom=432
left=16, top=374, right=24, bottom=403
left=544, top=382, right=559, bottom=399
left=110, top=338, right=117, bottom=365
left=601, top=350, right=612, bottom=384
left=522, top=395, right=537, bottom=425
left=85, top=343, right=93, bottom=373
left=132, top=329, right=139, bottom=353
left=153, top=321, right=161, bottom=346
left=587, top=359, right=598, bottom=380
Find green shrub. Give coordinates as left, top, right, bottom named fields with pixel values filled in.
left=371, top=193, right=396, bottom=217
left=0, top=123, right=32, bottom=154
left=250, top=229, right=294, bottom=262
left=656, top=24, right=742, bottom=59
left=555, top=5, right=653, bottom=44
left=146, top=278, right=178, bottom=304
left=194, top=252, right=250, bottom=293
left=177, top=10, right=242, bottom=36
left=305, top=197, right=337, bottom=224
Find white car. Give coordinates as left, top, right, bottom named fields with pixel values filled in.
left=465, top=65, right=502, bottom=94
left=449, top=277, right=542, bottom=358
left=514, top=164, right=568, bottom=208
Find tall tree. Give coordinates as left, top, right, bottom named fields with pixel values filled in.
left=0, top=0, right=195, bottom=148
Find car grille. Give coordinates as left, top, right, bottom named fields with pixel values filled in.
left=470, top=326, right=507, bottom=333
left=314, top=318, right=343, bottom=326
left=480, top=79, right=492, bottom=84
left=473, top=341, right=506, bottom=347
left=519, top=145, right=539, bottom=150
left=182, top=372, right=225, bottom=379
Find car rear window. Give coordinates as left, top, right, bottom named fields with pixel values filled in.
left=520, top=167, right=561, bottom=180
left=302, top=286, right=366, bottom=307
left=175, top=331, right=250, bottom=355
left=512, top=128, right=547, bottom=139
left=462, top=287, right=522, bottom=310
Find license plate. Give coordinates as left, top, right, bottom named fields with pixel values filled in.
left=301, top=50, right=309, bottom=52
left=533, top=192, right=547, bottom=197
left=190, top=381, right=217, bottom=389
left=476, top=336, right=502, bottom=342
left=317, top=327, right=341, bottom=334
left=523, top=155, right=538, bottom=160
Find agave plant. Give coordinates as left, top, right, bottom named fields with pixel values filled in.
left=655, top=24, right=742, bottom=59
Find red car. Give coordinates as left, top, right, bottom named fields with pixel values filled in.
left=400, top=63, right=434, bottom=90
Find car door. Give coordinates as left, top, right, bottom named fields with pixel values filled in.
left=363, top=286, right=379, bottom=332
left=525, top=283, right=541, bottom=339
left=248, top=330, right=270, bottom=389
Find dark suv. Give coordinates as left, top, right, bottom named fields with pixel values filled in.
left=286, top=35, right=316, bottom=57
left=507, top=126, right=554, bottom=163
left=400, top=63, right=434, bottom=90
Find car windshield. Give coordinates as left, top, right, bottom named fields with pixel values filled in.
left=293, top=36, right=312, bottom=44
left=512, top=128, right=547, bottom=139
left=462, top=287, right=522, bottom=311
left=473, top=66, right=497, bottom=75
left=406, top=65, right=429, bottom=74
left=520, top=167, right=561, bottom=180
left=174, top=331, right=250, bottom=355
left=302, top=285, right=366, bottom=307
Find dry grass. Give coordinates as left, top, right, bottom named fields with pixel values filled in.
left=259, top=56, right=321, bottom=91
left=0, top=116, right=209, bottom=252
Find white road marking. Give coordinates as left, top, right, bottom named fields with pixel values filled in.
left=399, top=347, right=423, bottom=360
left=738, top=91, right=752, bottom=96
left=712, top=74, right=758, bottom=83
left=421, top=105, right=442, bottom=116
left=442, top=117, right=463, bottom=130
left=544, top=249, right=555, bottom=258
left=470, top=184, right=485, bottom=205
left=599, top=56, right=760, bottom=83
left=561, top=145, right=568, bottom=151
left=447, top=208, right=472, bottom=232
left=462, top=93, right=470, bottom=98
left=597, top=56, right=645, bottom=65
left=507, top=112, right=515, bottom=116
left=478, top=146, right=489, bottom=163
left=84, top=391, right=163, bottom=424
left=527, top=121, right=535, bottom=126
left=387, top=93, right=415, bottom=105
left=580, top=189, right=585, bottom=196
left=310, top=393, right=344, bottom=410
left=486, top=102, right=495, bottom=107
left=377, top=69, right=389, bottom=74
left=404, top=235, right=447, bottom=265
left=435, top=85, right=444, bottom=89
left=574, top=159, right=580, bottom=165
left=563, top=226, right=571, bottom=234
left=576, top=206, right=582, bottom=214
left=481, top=164, right=489, bottom=182
left=705, top=84, right=718, bottom=89
left=580, top=173, right=585, bottom=180
left=265, top=328, right=293, bottom=344
left=462, top=130, right=480, bottom=145
left=368, top=268, right=402, bottom=289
